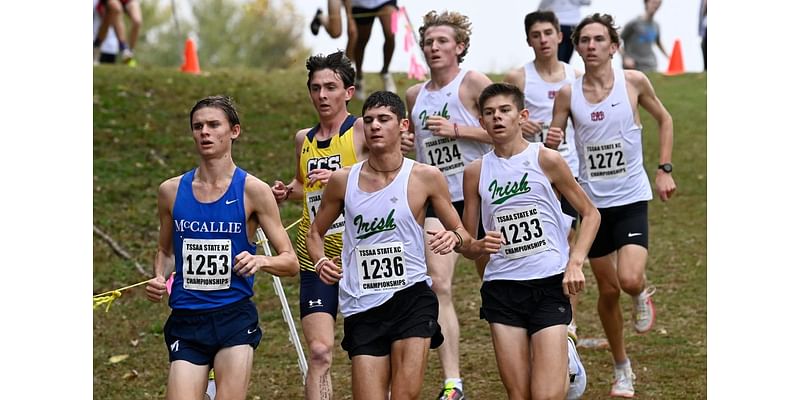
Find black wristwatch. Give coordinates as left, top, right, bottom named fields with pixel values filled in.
left=658, top=163, right=673, bottom=173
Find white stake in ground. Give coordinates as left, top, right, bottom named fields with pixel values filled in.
left=256, top=227, right=309, bottom=382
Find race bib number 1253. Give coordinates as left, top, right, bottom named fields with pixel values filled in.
left=182, top=238, right=232, bottom=291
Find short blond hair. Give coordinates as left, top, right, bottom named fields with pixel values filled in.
left=418, top=10, right=472, bottom=64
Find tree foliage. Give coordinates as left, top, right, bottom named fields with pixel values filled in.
left=135, top=0, right=308, bottom=70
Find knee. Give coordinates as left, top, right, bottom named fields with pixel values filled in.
left=307, top=340, right=333, bottom=368
left=107, top=0, right=123, bottom=13
left=430, top=275, right=452, bottom=298
left=597, top=283, right=621, bottom=301
left=618, top=273, right=644, bottom=294
left=532, top=391, right=563, bottom=400
left=532, top=385, right=565, bottom=400
left=392, top=385, right=422, bottom=400
left=504, top=387, right=531, bottom=400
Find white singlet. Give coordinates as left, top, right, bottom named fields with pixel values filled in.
left=339, top=158, right=431, bottom=317
left=412, top=69, right=492, bottom=202
left=523, top=61, right=579, bottom=176
left=570, top=68, right=653, bottom=208
left=479, top=143, right=571, bottom=281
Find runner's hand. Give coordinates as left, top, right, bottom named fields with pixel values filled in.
left=479, top=231, right=503, bottom=254
left=401, top=130, right=415, bottom=154
left=145, top=275, right=167, bottom=302
left=426, top=229, right=457, bottom=255
left=425, top=116, right=455, bottom=138
left=271, top=180, right=289, bottom=203
left=317, top=256, right=342, bottom=285
left=521, top=120, right=544, bottom=141
left=308, top=168, right=333, bottom=186
left=562, top=260, right=585, bottom=296
left=545, top=126, right=563, bottom=149
left=234, top=251, right=264, bottom=277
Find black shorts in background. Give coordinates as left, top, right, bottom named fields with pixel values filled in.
left=588, top=200, right=649, bottom=258
left=299, top=270, right=339, bottom=319
left=426, top=199, right=486, bottom=239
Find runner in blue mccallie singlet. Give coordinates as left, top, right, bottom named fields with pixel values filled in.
left=145, top=95, right=299, bottom=399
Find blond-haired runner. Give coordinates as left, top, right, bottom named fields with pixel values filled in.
left=404, top=10, right=493, bottom=399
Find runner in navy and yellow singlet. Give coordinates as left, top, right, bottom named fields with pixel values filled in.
left=271, top=51, right=368, bottom=400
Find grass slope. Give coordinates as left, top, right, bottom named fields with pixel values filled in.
left=93, top=65, right=706, bottom=399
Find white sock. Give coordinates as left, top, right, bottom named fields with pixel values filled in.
left=444, top=378, right=463, bottom=391
left=615, top=358, right=631, bottom=371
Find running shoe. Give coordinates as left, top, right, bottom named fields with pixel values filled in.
left=120, top=48, right=134, bottom=64
left=355, top=77, right=366, bottom=100
left=633, top=286, right=657, bottom=333
left=566, top=336, right=587, bottom=399
left=609, top=364, right=636, bottom=398
left=437, top=382, right=465, bottom=400
left=310, top=8, right=323, bottom=36
left=381, top=72, right=396, bottom=93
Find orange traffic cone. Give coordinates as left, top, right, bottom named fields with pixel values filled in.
left=664, top=39, right=684, bottom=76
left=181, top=37, right=201, bottom=74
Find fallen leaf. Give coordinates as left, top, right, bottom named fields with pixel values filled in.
left=108, top=354, right=129, bottom=364
left=123, top=369, right=139, bottom=380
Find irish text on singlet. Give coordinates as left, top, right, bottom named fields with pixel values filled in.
left=570, top=68, right=652, bottom=208
left=170, top=167, right=257, bottom=310
left=478, top=143, right=571, bottom=281
left=523, top=61, right=579, bottom=177
left=295, top=115, right=360, bottom=272
left=339, top=158, right=430, bottom=317
left=411, top=69, right=492, bottom=202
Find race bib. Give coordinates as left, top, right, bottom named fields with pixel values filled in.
left=494, top=206, right=549, bottom=259
left=182, top=238, right=232, bottom=291
left=584, top=140, right=627, bottom=181
left=307, top=190, right=345, bottom=235
left=422, top=136, right=464, bottom=176
left=356, top=242, right=407, bottom=294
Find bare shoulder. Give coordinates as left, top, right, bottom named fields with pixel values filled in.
left=158, top=175, right=181, bottom=197
left=353, top=116, right=364, bottom=132
left=537, top=145, right=569, bottom=181
left=464, top=70, right=493, bottom=91
left=558, top=81, right=573, bottom=96
left=537, top=145, right=563, bottom=168
left=410, top=161, right=443, bottom=182
left=503, top=66, right=525, bottom=88
left=624, top=69, right=650, bottom=90
left=464, top=157, right=483, bottom=176
left=244, top=173, right=272, bottom=200
left=295, top=128, right=311, bottom=145
left=406, top=83, right=423, bottom=103
left=330, top=166, right=352, bottom=185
